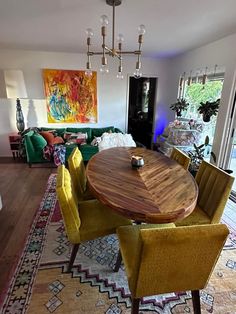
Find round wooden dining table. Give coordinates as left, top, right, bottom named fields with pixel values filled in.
left=86, top=147, right=198, bottom=224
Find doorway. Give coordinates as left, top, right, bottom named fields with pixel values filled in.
left=127, top=77, right=157, bottom=148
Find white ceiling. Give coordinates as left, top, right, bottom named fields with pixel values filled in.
left=0, top=0, right=236, bottom=58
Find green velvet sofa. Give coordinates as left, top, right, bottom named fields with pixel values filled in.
left=24, top=126, right=122, bottom=166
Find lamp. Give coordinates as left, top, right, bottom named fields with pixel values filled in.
left=4, top=70, right=28, bottom=133
left=85, top=0, right=146, bottom=79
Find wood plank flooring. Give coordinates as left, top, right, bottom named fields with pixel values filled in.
left=0, top=160, right=55, bottom=294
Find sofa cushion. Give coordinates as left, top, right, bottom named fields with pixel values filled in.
left=65, top=132, right=87, bottom=145
left=92, top=126, right=114, bottom=138
left=40, top=131, right=64, bottom=145
left=31, top=133, right=47, bottom=151
left=53, top=136, right=65, bottom=145
left=66, top=128, right=92, bottom=143
left=41, top=127, right=66, bottom=137
left=40, top=131, right=55, bottom=145
left=79, top=144, right=99, bottom=161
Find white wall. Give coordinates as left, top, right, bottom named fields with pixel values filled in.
left=165, top=32, right=236, bottom=166
left=0, top=49, right=169, bottom=156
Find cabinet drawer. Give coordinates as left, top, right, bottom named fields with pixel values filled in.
left=10, top=143, right=20, bottom=150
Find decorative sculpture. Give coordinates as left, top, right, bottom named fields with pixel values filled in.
left=16, top=98, right=25, bottom=133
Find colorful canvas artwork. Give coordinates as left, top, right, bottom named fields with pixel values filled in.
left=43, top=69, right=97, bottom=123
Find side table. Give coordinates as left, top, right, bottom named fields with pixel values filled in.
left=9, top=133, right=21, bottom=160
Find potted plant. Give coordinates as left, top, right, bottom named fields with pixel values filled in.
left=170, top=98, right=189, bottom=117
left=198, top=99, right=220, bottom=122
left=188, top=136, right=216, bottom=176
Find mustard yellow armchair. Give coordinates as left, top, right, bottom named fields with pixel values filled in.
left=68, top=147, right=93, bottom=201
left=117, top=223, right=229, bottom=314
left=170, top=147, right=190, bottom=170
left=176, top=160, right=234, bottom=226
left=56, top=165, right=132, bottom=272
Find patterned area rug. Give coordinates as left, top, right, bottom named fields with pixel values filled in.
left=1, top=174, right=236, bottom=314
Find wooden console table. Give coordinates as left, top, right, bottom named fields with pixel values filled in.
left=9, top=133, right=21, bottom=159
left=86, top=147, right=198, bottom=224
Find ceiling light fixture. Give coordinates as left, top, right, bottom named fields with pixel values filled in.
left=85, top=0, right=146, bottom=79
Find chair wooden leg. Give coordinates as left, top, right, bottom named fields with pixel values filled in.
left=191, top=290, right=201, bottom=314
left=131, top=297, right=140, bottom=314
left=114, top=249, right=122, bottom=272
left=67, top=244, right=79, bottom=272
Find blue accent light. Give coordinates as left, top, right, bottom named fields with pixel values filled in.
left=153, top=116, right=168, bottom=142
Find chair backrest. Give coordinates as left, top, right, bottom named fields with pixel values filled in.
left=56, top=165, right=81, bottom=243
left=196, top=160, right=234, bottom=223
left=130, top=224, right=228, bottom=298
left=68, top=147, right=87, bottom=200
left=170, top=147, right=190, bottom=170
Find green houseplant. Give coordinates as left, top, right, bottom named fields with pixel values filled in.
left=198, top=99, right=220, bottom=122
left=188, top=136, right=216, bottom=176
left=188, top=136, right=233, bottom=176
left=170, top=98, right=189, bottom=117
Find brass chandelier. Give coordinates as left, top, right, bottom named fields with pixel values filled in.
left=85, top=0, right=146, bottom=79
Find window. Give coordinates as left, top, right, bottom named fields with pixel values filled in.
left=181, top=74, right=224, bottom=145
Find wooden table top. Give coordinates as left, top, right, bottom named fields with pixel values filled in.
left=86, top=147, right=198, bottom=224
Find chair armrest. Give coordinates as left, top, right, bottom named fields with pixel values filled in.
left=24, top=133, right=36, bottom=162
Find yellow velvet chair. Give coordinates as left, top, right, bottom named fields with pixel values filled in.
left=170, top=147, right=190, bottom=170
left=117, top=223, right=229, bottom=314
left=176, top=160, right=234, bottom=226
left=68, top=147, right=93, bottom=201
left=56, top=165, right=132, bottom=272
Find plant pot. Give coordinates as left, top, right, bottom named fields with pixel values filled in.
left=202, top=113, right=211, bottom=122
left=220, top=168, right=233, bottom=174
left=176, top=109, right=182, bottom=117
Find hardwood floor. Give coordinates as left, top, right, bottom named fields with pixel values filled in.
left=0, top=160, right=55, bottom=294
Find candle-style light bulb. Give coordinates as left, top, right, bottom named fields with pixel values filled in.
left=138, top=24, right=146, bottom=35
left=100, top=15, right=109, bottom=26
left=117, top=33, right=124, bottom=43
left=100, top=64, right=109, bottom=74
left=85, top=69, right=93, bottom=77
left=117, top=72, right=124, bottom=79
left=86, top=28, right=94, bottom=37
left=134, top=68, right=142, bottom=79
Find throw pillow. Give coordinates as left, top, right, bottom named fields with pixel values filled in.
left=65, top=132, right=87, bottom=144
left=40, top=131, right=55, bottom=145
left=31, top=133, right=47, bottom=151
left=53, top=136, right=64, bottom=145
left=91, top=137, right=102, bottom=146
left=64, top=132, right=73, bottom=141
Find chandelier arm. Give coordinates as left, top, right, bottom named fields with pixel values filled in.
left=137, top=42, right=142, bottom=63
left=86, top=37, right=92, bottom=69
left=89, top=51, right=121, bottom=61
left=104, top=46, right=113, bottom=54
left=88, top=50, right=140, bottom=56
left=102, top=27, right=106, bottom=60
left=120, top=50, right=141, bottom=55
left=112, top=1, right=115, bottom=51
left=88, top=51, right=114, bottom=56
left=104, top=46, right=121, bottom=59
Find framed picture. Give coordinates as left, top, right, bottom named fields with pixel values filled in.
left=43, top=69, right=97, bottom=123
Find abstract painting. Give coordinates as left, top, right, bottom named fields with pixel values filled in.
left=43, top=69, right=97, bottom=123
